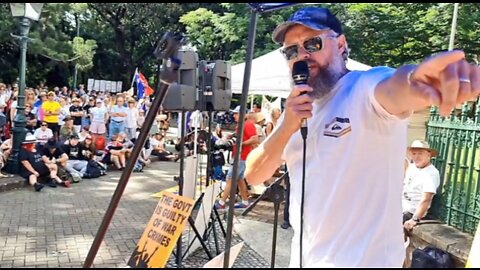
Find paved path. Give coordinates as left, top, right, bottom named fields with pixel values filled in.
left=0, top=162, right=180, bottom=268
left=0, top=158, right=290, bottom=268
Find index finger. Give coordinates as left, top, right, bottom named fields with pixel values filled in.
left=418, top=50, right=465, bottom=74
left=289, top=85, right=313, bottom=98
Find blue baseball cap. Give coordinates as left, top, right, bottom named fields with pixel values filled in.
left=272, top=7, right=343, bottom=44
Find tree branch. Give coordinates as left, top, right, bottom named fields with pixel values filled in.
left=38, top=53, right=82, bottom=62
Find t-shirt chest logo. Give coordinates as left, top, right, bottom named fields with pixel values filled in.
left=324, top=117, right=352, bottom=138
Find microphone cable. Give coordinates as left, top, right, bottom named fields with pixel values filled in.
left=292, top=60, right=309, bottom=268
left=300, top=125, right=307, bottom=268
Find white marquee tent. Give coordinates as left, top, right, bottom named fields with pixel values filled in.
left=231, top=48, right=372, bottom=98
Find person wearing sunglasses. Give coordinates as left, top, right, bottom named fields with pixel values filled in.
left=24, top=104, right=37, bottom=134
left=245, top=6, right=480, bottom=268
left=33, top=121, right=54, bottom=145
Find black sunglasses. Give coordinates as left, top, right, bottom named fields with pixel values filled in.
left=280, top=34, right=339, bottom=61
left=42, top=124, right=48, bottom=126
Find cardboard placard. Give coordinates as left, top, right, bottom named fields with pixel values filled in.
left=183, top=156, right=198, bottom=200
left=203, top=242, right=244, bottom=268
left=127, top=192, right=194, bottom=268
left=99, top=80, right=106, bottom=92
left=105, top=81, right=112, bottom=92
left=116, top=81, right=123, bottom=92
left=93, top=80, right=100, bottom=91
left=87, top=79, right=94, bottom=91
left=185, top=182, right=220, bottom=258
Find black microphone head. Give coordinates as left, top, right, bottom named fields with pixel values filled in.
left=292, top=61, right=309, bottom=85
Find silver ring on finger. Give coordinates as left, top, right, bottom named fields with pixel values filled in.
left=459, top=77, right=471, bottom=83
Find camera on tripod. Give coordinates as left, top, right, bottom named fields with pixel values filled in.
left=214, top=137, right=236, bottom=152
left=162, top=49, right=232, bottom=112
left=153, top=32, right=186, bottom=61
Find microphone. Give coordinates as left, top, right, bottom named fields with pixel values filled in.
left=292, top=61, right=309, bottom=139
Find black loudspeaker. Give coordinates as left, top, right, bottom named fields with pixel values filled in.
left=162, top=83, right=197, bottom=111
left=198, top=60, right=232, bottom=111
left=163, top=49, right=198, bottom=111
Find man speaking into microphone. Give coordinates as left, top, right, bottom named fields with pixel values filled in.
left=245, top=6, right=480, bottom=268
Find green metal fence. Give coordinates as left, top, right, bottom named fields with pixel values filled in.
left=427, top=102, right=480, bottom=235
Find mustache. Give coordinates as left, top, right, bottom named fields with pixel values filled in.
left=308, top=59, right=345, bottom=99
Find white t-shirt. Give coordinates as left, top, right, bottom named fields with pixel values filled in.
left=402, top=163, right=440, bottom=214
left=0, top=93, right=7, bottom=107
left=91, top=107, right=108, bottom=123
left=33, top=128, right=53, bottom=144
left=190, top=110, right=203, bottom=129
left=149, top=137, right=164, bottom=150
left=126, top=107, right=139, bottom=128
left=58, top=106, right=70, bottom=126
left=281, top=67, right=409, bottom=267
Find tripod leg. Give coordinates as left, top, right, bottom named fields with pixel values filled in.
left=240, top=189, right=265, bottom=216
left=241, top=173, right=287, bottom=217
left=181, top=237, right=194, bottom=261
left=188, top=216, right=213, bottom=259
left=211, top=218, right=220, bottom=255
left=203, top=212, right=221, bottom=255
left=213, top=207, right=226, bottom=237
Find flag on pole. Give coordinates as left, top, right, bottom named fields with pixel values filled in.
left=135, top=70, right=154, bottom=98
left=127, top=67, right=138, bottom=96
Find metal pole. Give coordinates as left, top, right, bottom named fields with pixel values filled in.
left=448, top=3, right=460, bottom=51
left=223, top=9, right=258, bottom=268
left=176, top=109, right=186, bottom=268
left=271, top=202, right=279, bottom=268
left=73, top=16, right=80, bottom=89
left=5, top=17, right=31, bottom=174
left=205, top=111, right=213, bottom=187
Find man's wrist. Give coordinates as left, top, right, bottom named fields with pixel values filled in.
left=412, top=214, right=421, bottom=222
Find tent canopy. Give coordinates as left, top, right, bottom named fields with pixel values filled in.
left=231, top=48, right=372, bottom=98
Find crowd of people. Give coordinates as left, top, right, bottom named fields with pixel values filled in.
left=0, top=82, right=183, bottom=191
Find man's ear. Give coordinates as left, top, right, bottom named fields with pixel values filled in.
left=338, top=35, right=349, bottom=61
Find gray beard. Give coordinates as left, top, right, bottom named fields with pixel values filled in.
left=309, top=59, right=347, bottom=99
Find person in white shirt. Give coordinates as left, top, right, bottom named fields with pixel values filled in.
left=58, top=96, right=70, bottom=126
left=189, top=110, right=203, bottom=133
left=33, top=121, right=54, bottom=145
left=108, top=96, right=128, bottom=140
left=402, top=140, right=440, bottom=231
left=0, top=83, right=8, bottom=112
left=90, top=100, right=108, bottom=135
left=245, top=6, right=479, bottom=268
left=125, top=100, right=139, bottom=140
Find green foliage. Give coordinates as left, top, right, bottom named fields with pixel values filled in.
left=84, top=3, right=207, bottom=86
left=1, top=3, right=480, bottom=89
left=181, top=3, right=480, bottom=67
left=0, top=3, right=97, bottom=87
left=71, top=37, right=97, bottom=71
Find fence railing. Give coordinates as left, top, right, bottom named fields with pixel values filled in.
left=427, top=101, right=480, bottom=235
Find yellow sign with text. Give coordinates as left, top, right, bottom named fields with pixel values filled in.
left=127, top=192, right=195, bottom=268
left=466, top=223, right=480, bottom=267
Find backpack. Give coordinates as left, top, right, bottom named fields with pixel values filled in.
left=411, top=246, right=453, bottom=268
left=97, top=161, right=107, bottom=176
left=84, top=160, right=102, bottom=179
left=94, top=135, right=107, bottom=151
left=58, top=165, right=80, bottom=183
